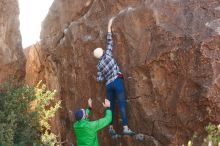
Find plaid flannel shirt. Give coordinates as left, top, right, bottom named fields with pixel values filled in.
left=97, top=32, right=120, bottom=85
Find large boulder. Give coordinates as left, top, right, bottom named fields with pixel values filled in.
left=0, top=0, right=25, bottom=83
left=26, top=0, right=220, bottom=145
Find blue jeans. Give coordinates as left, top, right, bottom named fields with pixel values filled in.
left=106, top=77, right=128, bottom=126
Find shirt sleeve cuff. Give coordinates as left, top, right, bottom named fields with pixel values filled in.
left=107, top=32, right=112, bottom=39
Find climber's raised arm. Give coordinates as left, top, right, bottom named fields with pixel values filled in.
left=108, top=17, right=115, bottom=33
left=106, top=17, right=115, bottom=55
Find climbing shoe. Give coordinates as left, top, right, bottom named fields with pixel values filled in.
left=109, top=127, right=117, bottom=136
left=123, top=127, right=136, bottom=136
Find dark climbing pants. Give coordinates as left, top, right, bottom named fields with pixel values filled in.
left=106, top=77, right=128, bottom=126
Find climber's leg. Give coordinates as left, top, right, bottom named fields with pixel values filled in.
left=106, top=81, right=117, bottom=136
left=114, top=77, right=135, bottom=135
left=114, top=77, right=128, bottom=126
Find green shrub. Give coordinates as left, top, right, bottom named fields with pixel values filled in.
left=187, top=123, right=220, bottom=146
left=35, top=82, right=61, bottom=146
left=0, top=82, right=39, bottom=146
left=204, top=123, right=220, bottom=145
left=0, top=81, right=61, bottom=146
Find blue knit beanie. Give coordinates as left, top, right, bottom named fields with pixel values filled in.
left=74, top=109, right=84, bottom=121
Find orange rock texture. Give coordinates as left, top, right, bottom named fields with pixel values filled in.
left=25, top=0, right=220, bottom=145
left=0, top=0, right=25, bottom=83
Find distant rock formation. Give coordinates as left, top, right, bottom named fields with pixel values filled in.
left=0, top=0, right=25, bottom=83
left=24, top=43, right=44, bottom=85
left=26, top=0, right=220, bottom=145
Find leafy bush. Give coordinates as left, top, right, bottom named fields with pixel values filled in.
left=0, top=81, right=61, bottom=146
left=204, top=123, right=220, bottom=145
left=0, top=82, right=39, bottom=146
left=35, top=82, right=61, bottom=146
left=187, top=133, right=197, bottom=146
left=187, top=123, right=220, bottom=146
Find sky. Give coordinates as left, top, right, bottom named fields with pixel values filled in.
left=18, top=0, right=54, bottom=48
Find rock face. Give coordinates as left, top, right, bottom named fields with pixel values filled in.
left=24, top=43, right=44, bottom=85
left=0, top=0, right=25, bottom=83
left=26, top=0, right=220, bottom=145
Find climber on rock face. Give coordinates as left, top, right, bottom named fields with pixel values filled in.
left=73, top=98, right=112, bottom=146
left=93, top=17, right=135, bottom=136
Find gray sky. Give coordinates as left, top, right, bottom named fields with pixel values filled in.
left=19, top=0, right=54, bottom=48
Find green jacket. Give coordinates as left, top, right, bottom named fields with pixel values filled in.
left=73, top=108, right=112, bottom=146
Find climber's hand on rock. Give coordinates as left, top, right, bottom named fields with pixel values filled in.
left=102, top=99, right=110, bottom=108
left=108, top=17, right=115, bottom=32
left=88, top=98, right=92, bottom=108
